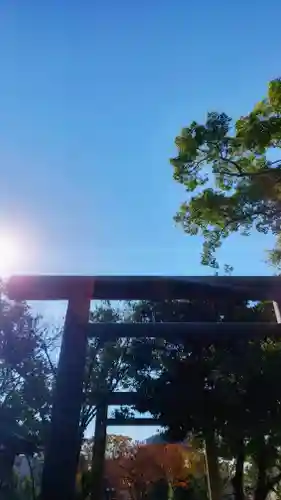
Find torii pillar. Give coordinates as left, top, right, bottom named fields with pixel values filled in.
left=8, top=276, right=94, bottom=500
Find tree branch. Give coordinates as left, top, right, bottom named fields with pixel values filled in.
left=40, top=340, right=57, bottom=377
left=221, top=207, right=281, bottom=232
left=269, top=158, right=281, bottom=166
left=217, top=153, right=281, bottom=179
left=218, top=155, right=244, bottom=175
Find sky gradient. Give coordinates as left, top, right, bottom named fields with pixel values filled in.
left=1, top=0, right=281, bottom=440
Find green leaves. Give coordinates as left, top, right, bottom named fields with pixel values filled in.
left=268, top=78, right=281, bottom=111
left=0, top=285, right=54, bottom=445
left=81, top=302, right=132, bottom=432
left=127, top=299, right=281, bottom=499
left=171, top=78, right=281, bottom=268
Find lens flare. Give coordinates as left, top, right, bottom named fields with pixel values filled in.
left=0, top=234, right=20, bottom=277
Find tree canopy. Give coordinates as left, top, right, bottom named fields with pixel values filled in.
left=0, top=295, right=132, bottom=443
left=0, top=296, right=134, bottom=497
left=0, top=287, right=53, bottom=444
left=4, top=291, right=281, bottom=500
left=80, top=302, right=131, bottom=434
left=127, top=298, right=281, bottom=500
left=170, top=78, right=281, bottom=268
left=79, top=435, right=205, bottom=500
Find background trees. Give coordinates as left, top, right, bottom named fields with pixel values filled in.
left=0, top=293, right=132, bottom=496
left=81, top=435, right=134, bottom=467
left=104, top=440, right=204, bottom=500
left=0, top=284, right=53, bottom=444
left=0, top=291, right=132, bottom=446
left=78, top=435, right=205, bottom=500
left=80, top=301, right=131, bottom=434
left=126, top=298, right=281, bottom=500
left=0, top=283, right=54, bottom=494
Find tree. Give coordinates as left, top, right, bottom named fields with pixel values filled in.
left=0, top=287, right=132, bottom=496
left=80, top=302, right=132, bottom=437
left=128, top=299, right=281, bottom=500
left=106, top=435, right=134, bottom=460
left=0, top=287, right=53, bottom=442
left=170, top=78, right=281, bottom=268
left=81, top=434, right=134, bottom=468
left=80, top=434, right=204, bottom=500
left=0, top=284, right=54, bottom=495
left=105, top=442, right=204, bottom=500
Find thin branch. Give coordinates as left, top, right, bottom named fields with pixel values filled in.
left=40, top=340, right=57, bottom=377
left=218, top=155, right=281, bottom=181
left=1, top=379, right=22, bottom=405
left=221, top=206, right=281, bottom=232
left=81, top=405, right=97, bottom=431
left=218, top=155, right=244, bottom=175
left=269, top=158, right=281, bottom=166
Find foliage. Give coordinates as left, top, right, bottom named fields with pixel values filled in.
left=127, top=298, right=281, bottom=500
left=170, top=78, right=281, bottom=268
left=80, top=302, right=132, bottom=434
left=0, top=290, right=132, bottom=497
left=0, top=285, right=53, bottom=445
left=78, top=437, right=204, bottom=500
left=81, top=434, right=134, bottom=468
left=105, top=435, right=135, bottom=460
left=1, top=295, right=132, bottom=439
left=104, top=442, right=204, bottom=500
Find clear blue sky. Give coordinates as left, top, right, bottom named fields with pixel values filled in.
left=1, top=0, right=281, bottom=440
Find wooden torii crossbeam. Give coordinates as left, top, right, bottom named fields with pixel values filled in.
left=7, top=274, right=281, bottom=301
left=6, top=275, right=281, bottom=500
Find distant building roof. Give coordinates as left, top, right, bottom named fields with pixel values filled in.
left=144, top=434, right=166, bottom=445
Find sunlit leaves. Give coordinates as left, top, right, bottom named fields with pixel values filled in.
left=268, top=79, right=281, bottom=111
left=0, top=287, right=53, bottom=444
left=104, top=441, right=204, bottom=499
left=170, top=78, right=281, bottom=268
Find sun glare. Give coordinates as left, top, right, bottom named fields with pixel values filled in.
left=0, top=234, right=19, bottom=277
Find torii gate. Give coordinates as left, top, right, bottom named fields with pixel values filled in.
left=7, top=275, right=281, bottom=500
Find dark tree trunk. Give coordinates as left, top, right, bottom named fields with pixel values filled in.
left=254, top=482, right=267, bottom=500
left=204, top=430, right=221, bottom=500
left=91, top=402, right=108, bottom=500
left=232, top=439, right=245, bottom=500
left=0, top=448, right=15, bottom=492
left=254, top=442, right=267, bottom=500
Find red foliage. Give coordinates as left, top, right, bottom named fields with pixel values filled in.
left=105, top=443, right=193, bottom=499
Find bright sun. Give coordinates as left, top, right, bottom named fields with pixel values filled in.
left=0, top=235, right=19, bottom=277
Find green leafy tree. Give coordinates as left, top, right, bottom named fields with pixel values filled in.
left=0, top=285, right=53, bottom=496
left=81, top=434, right=134, bottom=467
left=0, top=295, right=132, bottom=497
left=0, top=289, right=53, bottom=442
left=170, top=78, right=281, bottom=268
left=80, top=301, right=132, bottom=435
left=127, top=299, right=281, bottom=500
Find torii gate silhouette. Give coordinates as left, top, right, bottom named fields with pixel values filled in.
left=7, top=275, right=281, bottom=500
